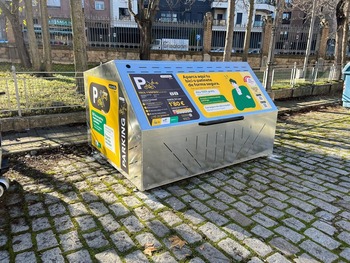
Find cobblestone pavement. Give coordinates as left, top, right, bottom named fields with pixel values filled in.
left=0, top=106, right=349, bottom=263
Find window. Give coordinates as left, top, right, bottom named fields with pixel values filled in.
left=95, top=1, right=105, bottom=11
left=282, top=12, right=291, bottom=24
left=279, top=31, right=288, bottom=41
left=160, top=12, right=177, bottom=22
left=119, top=8, right=130, bottom=20
left=47, top=0, right=60, bottom=7
left=236, top=13, right=242, bottom=25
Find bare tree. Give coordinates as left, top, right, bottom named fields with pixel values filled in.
left=0, top=0, right=31, bottom=68
left=223, top=0, right=235, bottom=61
left=69, top=0, right=88, bottom=92
left=242, top=0, right=254, bottom=61
left=335, top=0, right=349, bottom=80
left=24, top=0, right=41, bottom=71
left=39, top=0, right=52, bottom=72
left=128, top=0, right=160, bottom=60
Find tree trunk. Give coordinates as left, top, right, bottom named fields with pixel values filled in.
left=223, top=0, right=235, bottom=61
left=24, top=0, right=41, bottom=71
left=40, top=0, right=52, bottom=73
left=70, top=0, right=88, bottom=93
left=242, top=0, right=254, bottom=62
left=0, top=0, right=31, bottom=68
left=140, top=21, right=152, bottom=60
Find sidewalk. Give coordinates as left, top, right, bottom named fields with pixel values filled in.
left=1, top=95, right=342, bottom=156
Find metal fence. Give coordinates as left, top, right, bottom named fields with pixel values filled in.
left=0, top=64, right=339, bottom=118
left=0, top=67, right=85, bottom=118
left=20, top=18, right=328, bottom=55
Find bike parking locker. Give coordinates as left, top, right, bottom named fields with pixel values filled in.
left=84, top=60, right=278, bottom=191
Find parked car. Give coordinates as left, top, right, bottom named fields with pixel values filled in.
left=211, top=47, right=236, bottom=53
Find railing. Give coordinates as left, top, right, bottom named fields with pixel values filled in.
left=0, top=67, right=85, bottom=118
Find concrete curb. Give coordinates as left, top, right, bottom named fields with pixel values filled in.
left=0, top=111, right=86, bottom=132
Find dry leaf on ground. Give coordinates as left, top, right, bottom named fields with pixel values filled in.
left=169, top=235, right=187, bottom=249
left=143, top=243, right=157, bottom=256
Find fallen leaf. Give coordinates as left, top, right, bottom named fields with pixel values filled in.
left=143, top=243, right=157, bottom=256
left=169, top=235, right=187, bottom=249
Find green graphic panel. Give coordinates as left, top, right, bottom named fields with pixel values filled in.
left=91, top=110, right=106, bottom=135
left=199, top=95, right=228, bottom=105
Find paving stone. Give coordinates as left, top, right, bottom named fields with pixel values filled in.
left=15, top=251, right=36, bottom=263
left=68, top=202, right=89, bottom=216
left=123, top=196, right=142, bottom=207
left=88, top=202, right=109, bottom=217
left=190, top=188, right=211, bottom=200
left=263, top=197, right=288, bottom=210
left=151, top=189, right=171, bottom=199
left=266, top=190, right=289, bottom=201
left=249, top=180, right=269, bottom=191
left=95, top=249, right=122, bottom=263
left=83, top=230, right=109, bottom=249
left=247, top=257, right=264, bottom=263
left=269, top=237, right=300, bottom=256
left=223, top=223, right=251, bottom=240
left=99, top=191, right=118, bottom=204
left=315, top=211, right=335, bottom=221
left=75, top=215, right=97, bottom=231
left=66, top=249, right=92, bottom=263
left=164, top=197, right=186, bottom=210
left=166, top=185, right=187, bottom=196
left=308, top=190, right=336, bottom=202
left=124, top=250, right=149, bottom=263
left=338, top=231, right=350, bottom=245
left=162, top=237, right=192, bottom=260
left=261, top=206, right=284, bottom=219
left=0, top=234, right=7, bottom=247
left=196, top=242, right=230, bottom=263
left=188, top=257, right=205, bottom=263
left=324, top=182, right=348, bottom=193
left=189, top=200, right=211, bottom=213
left=110, top=203, right=130, bottom=217
left=40, top=247, right=64, bottom=263
left=198, top=222, right=226, bottom=242
left=251, top=225, right=274, bottom=239
left=11, top=217, right=29, bottom=233
left=218, top=238, right=250, bottom=261
left=144, top=197, right=166, bottom=211
left=135, top=232, right=162, bottom=248
left=288, top=190, right=312, bottom=201
left=175, top=223, right=203, bottom=243
left=152, top=252, right=177, bottom=263
left=312, top=220, right=337, bottom=236
left=13, top=233, right=33, bottom=253
left=340, top=248, right=350, bottom=261
left=183, top=209, right=205, bottom=225
left=54, top=215, right=74, bottom=232
left=146, top=220, right=170, bottom=237
left=309, top=198, right=341, bottom=214
left=222, top=185, right=243, bottom=195
left=159, top=210, right=182, bottom=226
left=59, top=231, right=82, bottom=252
left=239, top=195, right=263, bottom=208
left=286, top=207, right=315, bottom=223
left=274, top=226, right=304, bottom=244
left=225, top=209, right=253, bottom=227
left=282, top=217, right=306, bottom=231
left=98, top=214, right=121, bottom=232
left=121, top=216, right=144, bottom=233
left=251, top=213, right=277, bottom=228
left=48, top=202, right=67, bottom=217
left=134, top=206, right=155, bottom=221
left=36, top=230, right=59, bottom=251
left=287, top=198, right=315, bottom=212
left=198, top=183, right=218, bottom=194
left=110, top=184, right=128, bottom=195
left=0, top=250, right=10, bottom=263
left=28, top=202, right=45, bottom=217
left=214, top=192, right=236, bottom=204
left=300, top=240, right=338, bottom=263
left=243, top=238, right=272, bottom=257
left=204, top=211, right=229, bottom=226
left=110, top=231, right=135, bottom=252
left=231, top=201, right=255, bottom=215
left=266, top=252, right=292, bottom=263
left=335, top=220, right=350, bottom=231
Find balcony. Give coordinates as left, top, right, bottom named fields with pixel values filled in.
left=256, top=0, right=275, bottom=14
left=211, top=0, right=228, bottom=9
